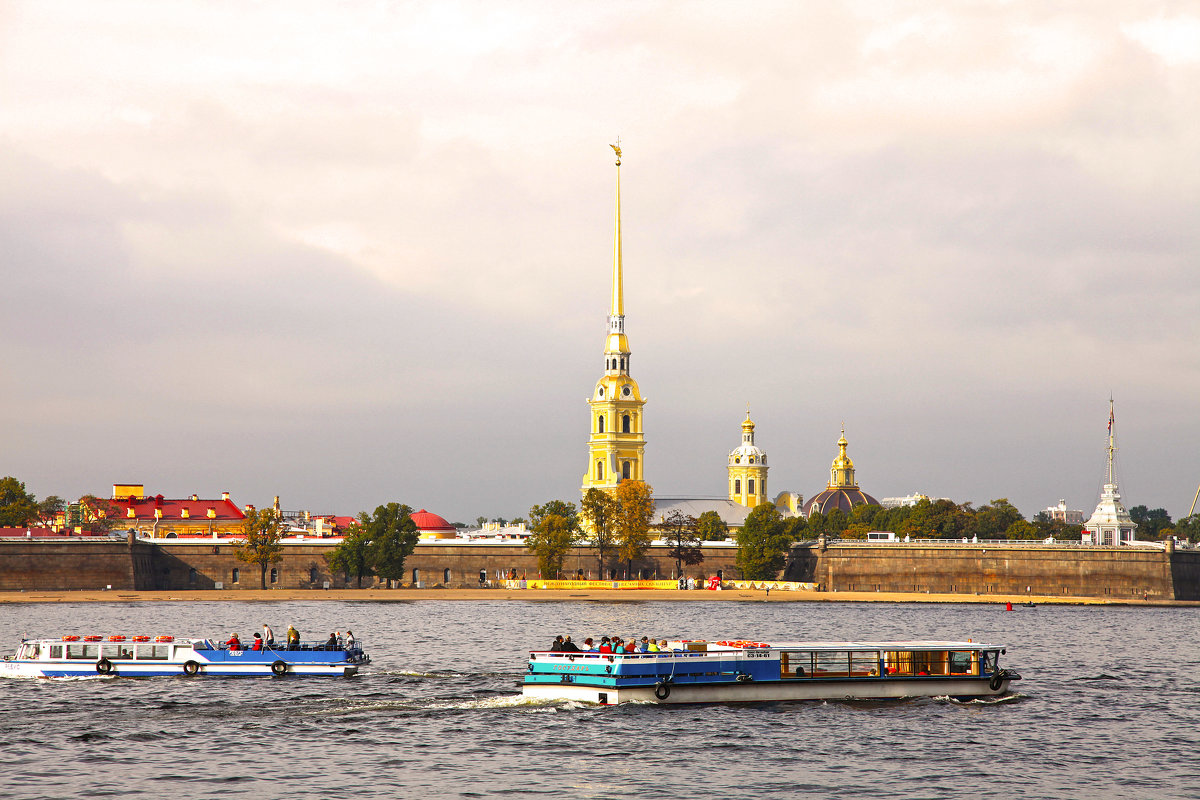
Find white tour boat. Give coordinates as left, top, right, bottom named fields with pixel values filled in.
left=2, top=635, right=369, bottom=678
left=522, top=639, right=1021, bottom=705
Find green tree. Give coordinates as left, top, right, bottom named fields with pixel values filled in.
left=475, top=516, right=487, bottom=528
left=77, top=494, right=119, bottom=532
left=843, top=522, right=870, bottom=539
left=324, top=522, right=375, bottom=588
left=1174, top=515, right=1200, bottom=543
left=735, top=502, right=792, bottom=579
left=968, top=499, right=1024, bottom=539
left=234, top=508, right=284, bottom=589
left=362, top=503, right=419, bottom=585
left=614, top=480, right=654, bottom=578
left=526, top=500, right=580, bottom=578
left=1129, top=506, right=1172, bottom=540
left=581, top=488, right=619, bottom=577
left=0, top=477, right=39, bottom=527
left=1004, top=519, right=1039, bottom=540
left=37, top=495, right=65, bottom=524
left=656, top=510, right=704, bottom=577
left=696, top=510, right=730, bottom=541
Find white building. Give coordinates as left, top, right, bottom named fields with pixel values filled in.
left=1043, top=500, right=1085, bottom=526
left=1082, top=401, right=1137, bottom=545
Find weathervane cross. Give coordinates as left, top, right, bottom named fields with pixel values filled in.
left=611, top=137, right=622, bottom=166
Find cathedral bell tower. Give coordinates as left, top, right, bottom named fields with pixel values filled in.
left=728, top=409, right=768, bottom=508
left=582, top=142, right=646, bottom=495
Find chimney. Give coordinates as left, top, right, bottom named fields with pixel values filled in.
left=222, top=491, right=230, bottom=502
left=191, top=494, right=199, bottom=501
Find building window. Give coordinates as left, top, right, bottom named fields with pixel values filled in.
left=622, top=414, right=630, bottom=433
left=412, top=568, right=420, bottom=584
left=310, top=567, right=319, bottom=583
left=232, top=568, right=240, bottom=584
left=597, top=461, right=604, bottom=480
left=748, top=479, right=755, bottom=494
left=188, top=568, right=197, bottom=584
left=598, top=415, right=605, bottom=433
left=622, top=461, right=631, bottom=480
left=443, top=568, right=452, bottom=584
left=270, top=568, right=278, bottom=584
left=735, top=479, right=741, bottom=495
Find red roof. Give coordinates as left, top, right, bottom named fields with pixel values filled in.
left=411, top=509, right=455, bottom=531
left=105, top=494, right=247, bottom=523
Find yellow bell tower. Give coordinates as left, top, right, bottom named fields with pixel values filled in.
left=582, top=142, right=646, bottom=494
left=728, top=408, right=768, bottom=508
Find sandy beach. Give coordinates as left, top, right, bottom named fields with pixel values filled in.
left=0, top=587, right=1190, bottom=605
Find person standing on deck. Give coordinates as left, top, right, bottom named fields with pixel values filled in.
left=286, top=625, right=299, bottom=650
left=262, top=623, right=275, bottom=647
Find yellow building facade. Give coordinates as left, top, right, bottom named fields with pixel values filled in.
left=582, top=144, right=646, bottom=494
left=728, top=411, right=768, bottom=508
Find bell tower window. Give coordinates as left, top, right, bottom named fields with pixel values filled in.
left=748, top=479, right=755, bottom=495
left=596, top=461, right=604, bottom=481
left=622, top=414, right=630, bottom=433
left=734, top=479, right=741, bottom=495
left=622, top=461, right=631, bottom=480
left=597, top=415, right=605, bottom=433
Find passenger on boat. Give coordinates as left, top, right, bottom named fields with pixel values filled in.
left=583, top=638, right=596, bottom=651
left=598, top=637, right=613, bottom=654
left=659, top=640, right=670, bottom=650
left=345, top=630, right=355, bottom=649
left=324, top=633, right=338, bottom=650
left=549, top=636, right=565, bottom=652
left=286, top=626, right=299, bottom=650
left=250, top=633, right=263, bottom=651
left=561, top=636, right=581, bottom=653
left=262, top=623, right=275, bottom=646
left=646, top=638, right=659, bottom=652
left=639, top=637, right=652, bottom=652
left=226, top=634, right=241, bottom=651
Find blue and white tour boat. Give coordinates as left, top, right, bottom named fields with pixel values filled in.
left=2, top=634, right=369, bottom=678
left=522, top=639, right=1020, bottom=704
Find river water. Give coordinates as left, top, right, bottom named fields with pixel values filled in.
left=1, top=599, right=1197, bottom=799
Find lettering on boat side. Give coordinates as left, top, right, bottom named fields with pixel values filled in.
left=551, top=664, right=591, bottom=673
left=745, top=651, right=771, bottom=658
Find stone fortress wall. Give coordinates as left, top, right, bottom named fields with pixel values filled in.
left=2, top=537, right=1198, bottom=601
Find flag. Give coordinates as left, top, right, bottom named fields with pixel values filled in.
left=1108, top=407, right=1114, bottom=433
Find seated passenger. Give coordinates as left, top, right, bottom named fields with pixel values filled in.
left=250, top=633, right=263, bottom=651
left=582, top=638, right=596, bottom=652
left=639, top=637, right=651, bottom=652
left=646, top=639, right=660, bottom=652
left=325, top=633, right=338, bottom=650
left=226, top=634, right=241, bottom=651
left=549, top=635, right=565, bottom=652
left=561, top=636, right=581, bottom=653
left=598, top=637, right=613, bottom=654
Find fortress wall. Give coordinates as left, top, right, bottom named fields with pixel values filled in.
left=0, top=538, right=149, bottom=591
left=788, top=543, right=1182, bottom=600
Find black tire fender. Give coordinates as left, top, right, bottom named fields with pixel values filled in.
left=271, top=660, right=288, bottom=676
left=989, top=672, right=1005, bottom=692
left=183, top=660, right=200, bottom=676
left=96, top=658, right=114, bottom=676
left=654, top=682, right=671, bottom=700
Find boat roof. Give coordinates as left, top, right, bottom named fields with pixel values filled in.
left=695, top=640, right=1004, bottom=651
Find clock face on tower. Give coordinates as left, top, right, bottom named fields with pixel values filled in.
left=622, top=386, right=631, bottom=397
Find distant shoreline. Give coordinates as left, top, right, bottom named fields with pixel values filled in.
left=0, top=588, right=1193, bottom=606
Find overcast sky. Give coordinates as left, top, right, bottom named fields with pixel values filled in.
left=2, top=1, right=1198, bottom=524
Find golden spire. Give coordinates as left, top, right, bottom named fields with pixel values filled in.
left=610, top=138, right=623, bottom=317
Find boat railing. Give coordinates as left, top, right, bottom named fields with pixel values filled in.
left=217, top=640, right=361, bottom=653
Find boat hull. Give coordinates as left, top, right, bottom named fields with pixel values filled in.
left=522, top=676, right=1013, bottom=705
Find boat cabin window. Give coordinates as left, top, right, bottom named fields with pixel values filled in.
left=66, top=644, right=99, bottom=659
left=981, top=651, right=998, bottom=673
left=99, top=644, right=124, bottom=659
left=135, top=645, right=170, bottom=660
left=50, top=645, right=62, bottom=659
left=173, top=644, right=193, bottom=658
left=19, top=644, right=39, bottom=659
left=949, top=651, right=975, bottom=675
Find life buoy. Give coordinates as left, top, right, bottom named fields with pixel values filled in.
left=271, top=660, right=288, bottom=676
left=132, top=636, right=150, bottom=642
left=96, top=658, right=114, bottom=675
left=84, top=635, right=102, bottom=642
left=154, top=636, right=174, bottom=642
left=107, top=635, right=126, bottom=642
left=989, top=672, right=1005, bottom=691
left=183, top=661, right=200, bottom=676
left=654, top=682, right=671, bottom=700
left=61, top=636, right=80, bottom=642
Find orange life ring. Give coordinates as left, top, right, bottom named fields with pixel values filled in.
left=132, top=636, right=150, bottom=642
left=83, top=635, right=102, bottom=642
left=154, top=636, right=174, bottom=642
left=107, top=635, right=126, bottom=642
left=61, top=636, right=80, bottom=642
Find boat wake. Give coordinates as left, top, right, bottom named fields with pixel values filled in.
left=940, top=693, right=1025, bottom=705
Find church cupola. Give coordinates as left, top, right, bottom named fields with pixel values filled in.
left=728, top=408, right=768, bottom=508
